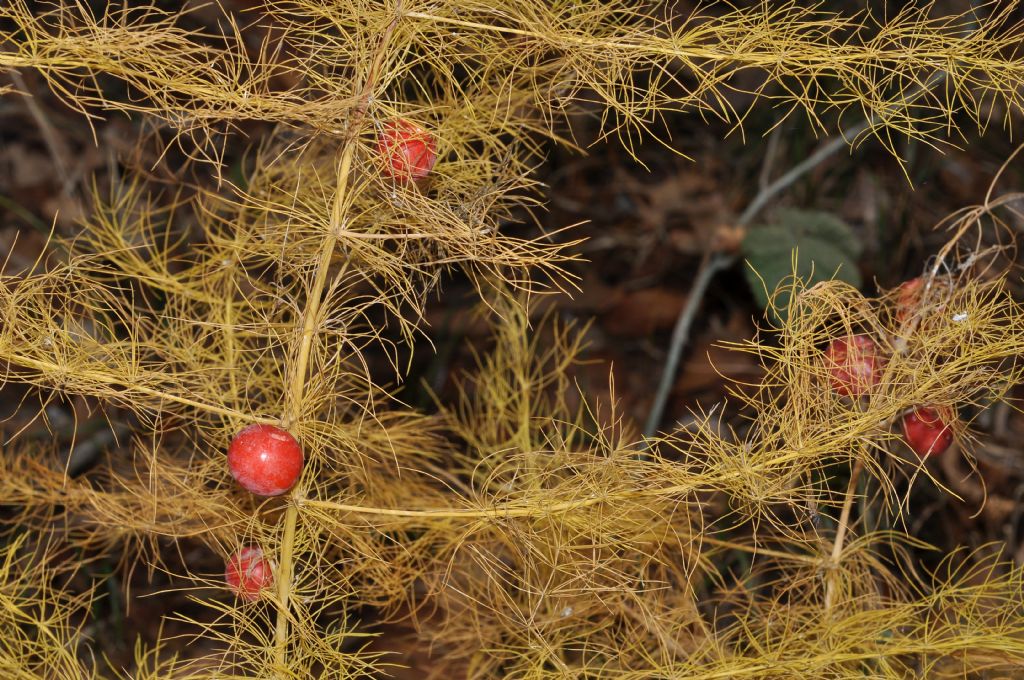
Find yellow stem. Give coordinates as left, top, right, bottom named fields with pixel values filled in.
left=301, top=448, right=820, bottom=525
left=274, top=501, right=299, bottom=669
left=824, top=458, right=863, bottom=612
left=302, top=493, right=820, bottom=564
left=273, top=138, right=354, bottom=672
left=223, top=266, right=239, bottom=406
left=401, top=9, right=983, bottom=68
left=273, top=2, right=404, bottom=669
left=284, top=145, right=355, bottom=429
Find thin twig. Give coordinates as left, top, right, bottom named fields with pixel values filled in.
left=735, top=121, right=870, bottom=230
left=742, top=67, right=950, bottom=236
left=643, top=252, right=733, bottom=439
left=9, top=70, right=72, bottom=191
left=758, top=122, right=785, bottom=192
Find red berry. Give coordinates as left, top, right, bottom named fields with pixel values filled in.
left=825, top=334, right=883, bottom=397
left=225, top=546, right=274, bottom=601
left=227, top=424, right=303, bottom=496
left=895, top=277, right=925, bottom=323
left=376, top=119, right=437, bottom=180
left=901, top=406, right=954, bottom=458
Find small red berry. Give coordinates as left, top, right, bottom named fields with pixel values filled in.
left=825, top=334, right=883, bottom=397
left=895, top=277, right=925, bottom=323
left=227, top=424, right=303, bottom=496
left=376, top=119, right=437, bottom=181
left=901, top=406, right=955, bottom=458
left=225, top=546, right=274, bottom=601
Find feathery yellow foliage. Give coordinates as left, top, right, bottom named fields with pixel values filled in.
left=1, top=0, right=1024, bottom=677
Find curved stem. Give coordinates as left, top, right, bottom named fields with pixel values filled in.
left=273, top=121, right=355, bottom=675
left=272, top=2, right=405, bottom=670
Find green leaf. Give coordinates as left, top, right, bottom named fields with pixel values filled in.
left=742, top=209, right=862, bottom=321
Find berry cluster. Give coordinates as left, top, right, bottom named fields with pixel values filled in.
left=823, top=279, right=956, bottom=459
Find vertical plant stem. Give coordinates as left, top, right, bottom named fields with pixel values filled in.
left=223, top=258, right=240, bottom=405
left=824, top=457, right=863, bottom=612
left=274, top=502, right=300, bottom=667
left=285, top=144, right=356, bottom=428
left=273, top=3, right=404, bottom=670
left=274, top=133, right=355, bottom=673
left=225, top=300, right=239, bottom=402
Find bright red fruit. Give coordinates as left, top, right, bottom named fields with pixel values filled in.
left=225, top=546, right=274, bottom=601
left=376, top=119, right=437, bottom=180
left=824, top=334, right=883, bottom=397
left=227, top=424, right=303, bottom=496
left=901, top=406, right=954, bottom=458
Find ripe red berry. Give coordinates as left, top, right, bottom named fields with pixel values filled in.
left=225, top=546, right=274, bottom=601
left=227, top=424, right=303, bottom=496
left=901, top=406, right=954, bottom=458
left=376, top=119, right=437, bottom=181
left=824, top=334, right=883, bottom=397
left=895, top=277, right=925, bottom=323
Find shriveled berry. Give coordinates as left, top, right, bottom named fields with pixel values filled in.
left=825, top=334, right=884, bottom=397
left=227, top=424, right=303, bottom=496
left=376, top=119, right=437, bottom=181
left=902, top=406, right=954, bottom=458
left=225, top=546, right=273, bottom=601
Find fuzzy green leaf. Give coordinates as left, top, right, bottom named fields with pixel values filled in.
left=742, top=209, right=862, bottom=321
